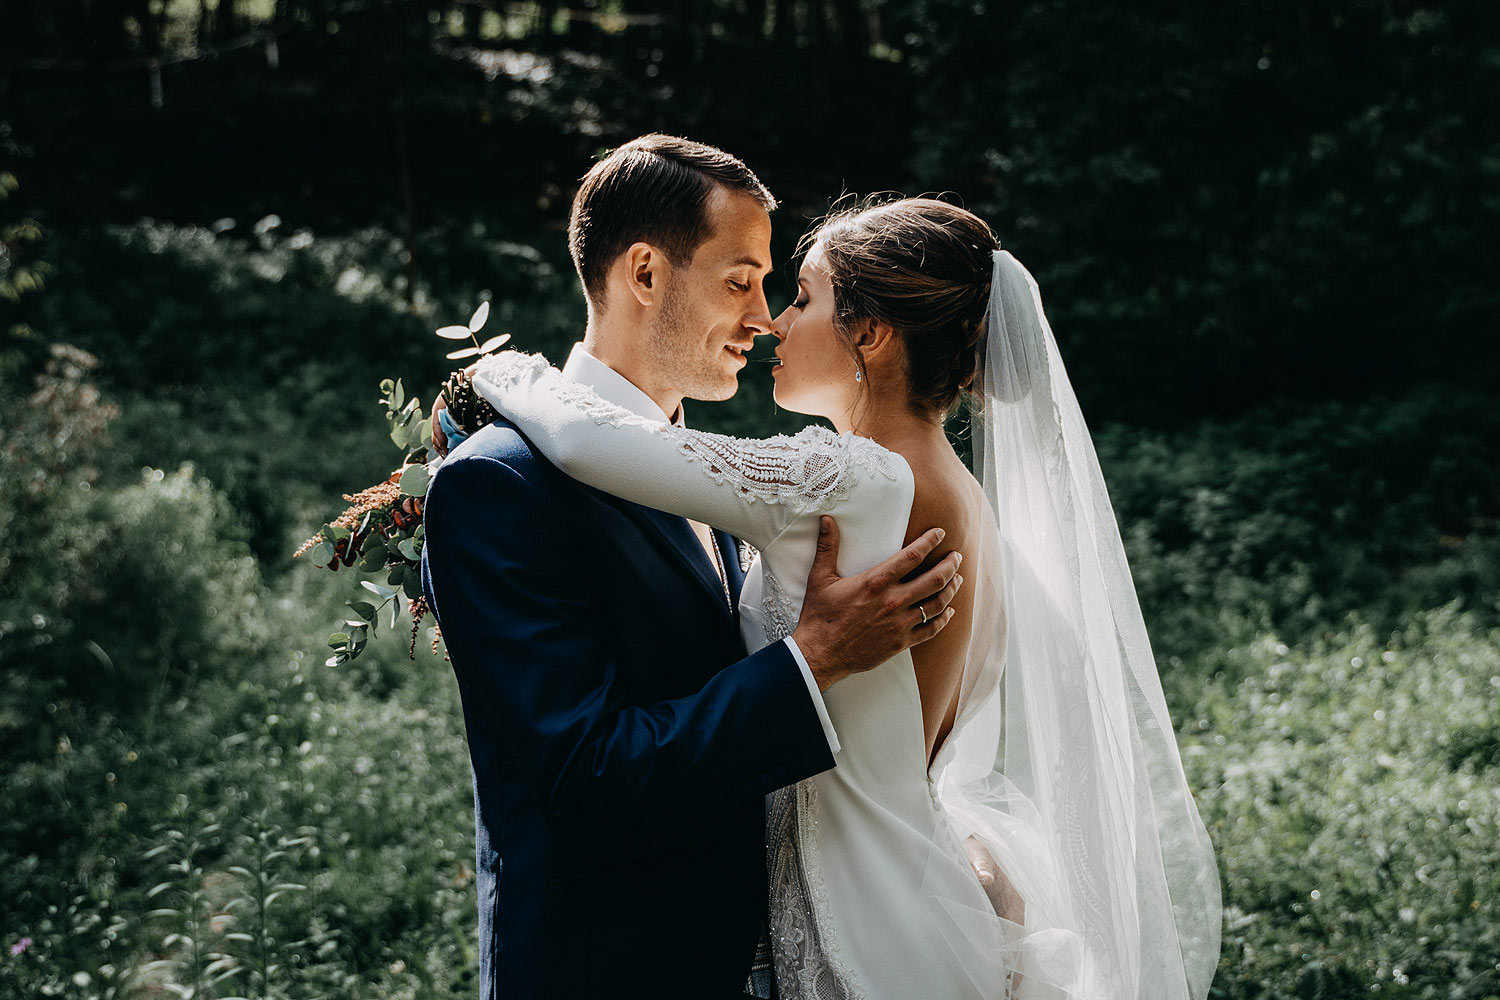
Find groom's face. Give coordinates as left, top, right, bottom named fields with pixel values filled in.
left=646, top=187, right=774, bottom=402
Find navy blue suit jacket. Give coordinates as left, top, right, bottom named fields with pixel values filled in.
left=421, top=416, right=837, bottom=1000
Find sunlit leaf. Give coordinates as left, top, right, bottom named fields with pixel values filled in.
left=446, top=345, right=483, bottom=360
left=479, top=333, right=511, bottom=354
left=361, top=581, right=397, bottom=600
left=435, top=325, right=471, bottom=340
left=468, top=300, right=490, bottom=332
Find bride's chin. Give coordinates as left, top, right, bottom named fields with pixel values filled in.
left=771, top=383, right=817, bottom=418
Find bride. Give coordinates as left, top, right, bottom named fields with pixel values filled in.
left=470, top=197, right=1221, bottom=999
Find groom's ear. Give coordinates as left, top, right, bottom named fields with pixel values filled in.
left=623, top=242, right=662, bottom=307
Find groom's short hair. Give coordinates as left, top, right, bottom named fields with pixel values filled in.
left=569, top=134, right=777, bottom=306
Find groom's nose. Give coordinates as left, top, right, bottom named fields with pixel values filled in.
left=741, top=285, right=774, bottom=334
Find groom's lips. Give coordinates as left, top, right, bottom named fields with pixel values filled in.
left=723, top=343, right=751, bottom=368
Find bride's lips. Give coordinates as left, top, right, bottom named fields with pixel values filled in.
left=772, top=351, right=786, bottom=375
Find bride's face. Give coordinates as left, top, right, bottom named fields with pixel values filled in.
left=770, top=245, right=861, bottom=420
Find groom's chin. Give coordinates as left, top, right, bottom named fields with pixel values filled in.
left=694, top=370, right=742, bottom=402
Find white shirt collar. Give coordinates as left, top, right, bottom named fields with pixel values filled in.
left=562, top=342, right=686, bottom=427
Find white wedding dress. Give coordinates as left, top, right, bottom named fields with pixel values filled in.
left=469, top=247, right=1220, bottom=1000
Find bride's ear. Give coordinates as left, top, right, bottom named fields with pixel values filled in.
left=853, top=318, right=899, bottom=366
left=622, top=242, right=661, bottom=307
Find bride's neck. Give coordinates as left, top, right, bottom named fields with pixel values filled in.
left=839, top=396, right=949, bottom=458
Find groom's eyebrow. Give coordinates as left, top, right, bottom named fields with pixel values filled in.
left=728, top=254, right=769, bottom=271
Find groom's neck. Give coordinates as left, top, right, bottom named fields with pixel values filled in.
left=582, top=324, right=684, bottom=420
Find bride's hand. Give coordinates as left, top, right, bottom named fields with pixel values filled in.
left=963, top=835, right=1026, bottom=925
left=431, top=394, right=453, bottom=457
left=430, top=363, right=481, bottom=458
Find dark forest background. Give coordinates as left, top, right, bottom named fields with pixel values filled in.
left=2, top=2, right=1498, bottom=998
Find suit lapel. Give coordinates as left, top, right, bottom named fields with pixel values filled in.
left=592, top=488, right=734, bottom=621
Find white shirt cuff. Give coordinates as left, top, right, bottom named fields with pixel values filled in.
left=782, top=636, right=841, bottom=755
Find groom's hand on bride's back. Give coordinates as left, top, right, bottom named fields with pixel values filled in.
left=792, top=516, right=963, bottom=692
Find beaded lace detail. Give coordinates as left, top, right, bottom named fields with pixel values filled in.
left=475, top=352, right=903, bottom=515
left=767, top=781, right=865, bottom=1000
left=761, top=573, right=797, bottom=644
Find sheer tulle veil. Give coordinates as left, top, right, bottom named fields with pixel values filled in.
left=930, top=249, right=1222, bottom=998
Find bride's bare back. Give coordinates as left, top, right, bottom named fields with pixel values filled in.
left=891, top=437, right=986, bottom=767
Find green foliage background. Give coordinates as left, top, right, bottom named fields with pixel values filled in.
left=1, top=2, right=1497, bottom=998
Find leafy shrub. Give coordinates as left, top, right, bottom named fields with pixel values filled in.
left=1184, top=604, right=1500, bottom=998
left=1096, top=386, right=1500, bottom=688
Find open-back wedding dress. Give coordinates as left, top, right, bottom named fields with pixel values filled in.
left=470, top=250, right=1221, bottom=999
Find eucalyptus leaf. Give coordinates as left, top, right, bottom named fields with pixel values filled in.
left=398, top=537, right=421, bottom=561
left=393, top=379, right=405, bottom=409
left=469, top=300, right=490, bottom=332
left=347, top=600, right=377, bottom=621
left=403, top=573, right=424, bottom=600
left=327, top=632, right=350, bottom=648
left=399, top=463, right=430, bottom=496
left=361, top=580, right=397, bottom=600
left=436, top=325, right=472, bottom=340
left=446, top=345, right=483, bottom=360
left=479, top=333, right=511, bottom=354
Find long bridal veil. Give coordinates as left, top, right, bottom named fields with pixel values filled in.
left=929, top=250, right=1222, bottom=999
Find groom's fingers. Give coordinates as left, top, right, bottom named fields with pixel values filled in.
left=807, top=515, right=842, bottom=583
left=865, top=526, right=948, bottom=590
left=913, top=571, right=963, bottom=627
left=892, top=549, right=962, bottom=608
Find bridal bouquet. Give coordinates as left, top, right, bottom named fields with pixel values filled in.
left=295, top=302, right=510, bottom=665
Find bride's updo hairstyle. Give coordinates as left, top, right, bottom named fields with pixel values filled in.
left=805, top=196, right=999, bottom=416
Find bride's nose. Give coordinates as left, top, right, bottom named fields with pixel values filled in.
left=768, top=310, right=791, bottom=343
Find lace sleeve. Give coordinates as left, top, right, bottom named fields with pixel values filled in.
left=471, top=351, right=907, bottom=550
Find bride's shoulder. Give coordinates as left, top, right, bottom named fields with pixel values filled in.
left=796, top=426, right=912, bottom=488
left=783, top=426, right=914, bottom=511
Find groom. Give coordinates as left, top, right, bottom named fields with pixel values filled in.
left=421, top=134, right=962, bottom=1000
